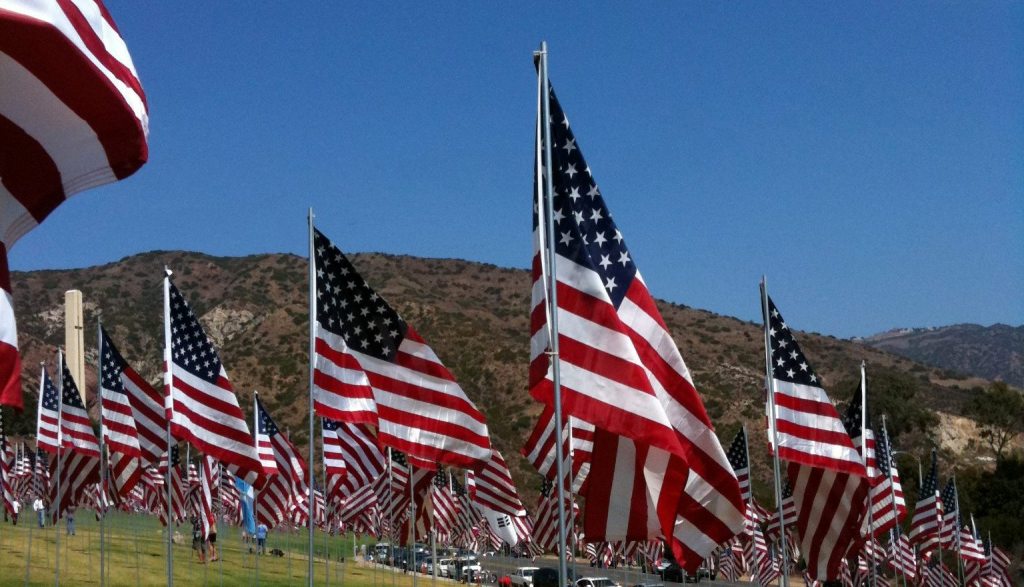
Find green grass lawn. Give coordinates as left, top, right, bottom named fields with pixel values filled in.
left=0, top=512, right=434, bottom=586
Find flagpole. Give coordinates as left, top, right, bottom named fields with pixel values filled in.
left=758, top=278, right=789, bottom=587
left=54, top=350, right=64, bottom=587
left=308, top=207, right=317, bottom=586
left=860, top=361, right=877, bottom=587
left=410, top=464, right=417, bottom=587
left=163, top=268, right=175, bottom=587
left=536, top=39, right=570, bottom=587
left=882, top=415, right=908, bottom=587
left=740, top=425, right=760, bottom=587
left=952, top=475, right=965, bottom=586
left=388, top=448, right=396, bottom=587
left=97, top=318, right=106, bottom=587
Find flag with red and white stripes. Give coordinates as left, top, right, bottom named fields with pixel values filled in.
left=311, top=228, right=491, bottom=470
left=985, top=542, right=1011, bottom=587
left=865, top=421, right=906, bottom=536
left=725, top=427, right=751, bottom=503
left=152, top=448, right=185, bottom=526
left=99, top=327, right=147, bottom=497
left=938, top=478, right=960, bottom=550
left=165, top=279, right=263, bottom=485
left=48, top=359, right=101, bottom=520
left=521, top=403, right=593, bottom=492
left=908, top=450, right=943, bottom=553
left=105, top=330, right=165, bottom=466
left=0, top=0, right=149, bottom=411
left=196, top=455, right=216, bottom=540
left=888, top=531, right=918, bottom=581
left=431, top=467, right=458, bottom=542
left=0, top=410, right=13, bottom=516
left=253, top=395, right=307, bottom=528
left=765, top=296, right=868, bottom=580
left=766, top=479, right=797, bottom=537
left=322, top=418, right=384, bottom=504
left=531, top=81, right=743, bottom=571
left=35, top=367, right=61, bottom=453
left=471, top=449, right=525, bottom=516
left=530, top=478, right=561, bottom=553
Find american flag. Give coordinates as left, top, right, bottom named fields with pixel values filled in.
left=195, top=455, right=216, bottom=540
left=749, top=524, right=779, bottom=586
left=165, top=279, right=262, bottom=484
left=923, top=558, right=959, bottom=587
left=841, top=386, right=879, bottom=481
left=958, top=515, right=986, bottom=564
left=338, top=483, right=377, bottom=525
left=99, top=327, right=145, bottom=497
left=521, top=403, right=593, bottom=492
left=471, top=449, right=525, bottom=516
left=154, top=447, right=185, bottom=526
left=938, top=478, right=960, bottom=549
left=103, top=329, right=165, bottom=466
left=49, top=358, right=101, bottom=520
left=0, top=0, right=149, bottom=411
left=889, top=531, right=918, bottom=581
left=531, top=80, right=743, bottom=570
left=531, top=478, right=560, bottom=553
left=321, top=418, right=384, bottom=505
left=908, top=450, right=943, bottom=552
left=451, top=475, right=481, bottom=547
left=717, top=543, right=740, bottom=582
left=311, top=227, right=491, bottom=469
left=35, top=367, right=61, bottom=453
left=985, top=542, right=1011, bottom=587
left=864, top=420, right=906, bottom=536
left=766, top=478, right=797, bottom=536
left=431, top=467, right=457, bottom=542
left=764, top=296, right=868, bottom=580
left=253, top=395, right=307, bottom=528
left=0, top=409, right=13, bottom=516
left=725, top=427, right=751, bottom=503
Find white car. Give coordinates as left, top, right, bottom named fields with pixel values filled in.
left=576, top=578, right=620, bottom=587
left=511, top=567, right=541, bottom=587
left=437, top=558, right=454, bottom=578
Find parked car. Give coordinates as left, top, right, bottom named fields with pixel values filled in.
left=461, top=561, right=483, bottom=583
left=438, top=558, right=455, bottom=578
left=576, top=578, right=620, bottom=587
left=533, top=567, right=579, bottom=587
left=510, top=566, right=541, bottom=587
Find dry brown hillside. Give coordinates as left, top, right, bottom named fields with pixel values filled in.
left=8, top=251, right=998, bottom=505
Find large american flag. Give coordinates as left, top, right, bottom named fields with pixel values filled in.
left=764, top=296, right=868, bottom=580
left=100, top=328, right=164, bottom=465
left=253, top=395, right=307, bottom=528
left=908, top=450, right=943, bottom=553
left=165, top=279, right=262, bottom=484
left=99, top=327, right=145, bottom=497
left=861, top=419, right=905, bottom=537
left=35, top=366, right=61, bottom=453
left=0, top=0, right=149, bottom=411
left=311, top=227, right=491, bottom=470
left=530, top=79, right=743, bottom=570
left=725, top=427, right=751, bottom=503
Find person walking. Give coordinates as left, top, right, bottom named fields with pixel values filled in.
left=32, top=496, right=44, bottom=528
left=256, top=522, right=268, bottom=555
left=207, top=518, right=219, bottom=561
left=11, top=498, right=19, bottom=525
left=192, top=517, right=207, bottom=563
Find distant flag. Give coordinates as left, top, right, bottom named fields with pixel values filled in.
left=765, top=479, right=796, bottom=537
left=164, top=279, right=262, bottom=484
left=725, top=427, right=752, bottom=503
left=311, top=227, right=491, bottom=469
left=321, top=418, right=384, bottom=504
left=986, top=542, right=1011, bottom=587
left=938, top=478, right=959, bottom=550
left=764, top=295, right=868, bottom=580
left=521, top=403, right=593, bottom=492
left=99, top=327, right=145, bottom=496
left=99, top=328, right=164, bottom=465
left=0, top=409, right=13, bottom=516
left=531, top=478, right=561, bottom=553
left=431, top=467, right=457, bottom=542
left=35, top=367, right=61, bottom=453
left=155, top=447, right=185, bottom=526
left=253, top=395, right=307, bottom=528
left=532, top=76, right=743, bottom=571
left=0, top=0, right=150, bottom=410
left=889, top=531, right=918, bottom=581
left=471, top=449, right=526, bottom=516
left=908, top=450, right=942, bottom=553
left=49, top=358, right=101, bottom=520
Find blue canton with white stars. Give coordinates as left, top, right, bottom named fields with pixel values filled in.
left=314, top=228, right=407, bottom=362
left=920, top=451, right=938, bottom=496
left=169, top=282, right=223, bottom=384
left=321, top=418, right=339, bottom=433
left=841, top=386, right=870, bottom=440
left=766, top=297, right=821, bottom=387
left=874, top=426, right=894, bottom=481
left=256, top=397, right=279, bottom=437
left=100, top=327, right=128, bottom=395
left=726, top=427, right=748, bottom=472
left=538, top=85, right=636, bottom=309
left=940, top=478, right=958, bottom=521
left=41, top=371, right=60, bottom=413
left=60, top=360, right=87, bottom=409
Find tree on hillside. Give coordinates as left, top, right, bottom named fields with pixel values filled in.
left=968, top=382, right=1024, bottom=463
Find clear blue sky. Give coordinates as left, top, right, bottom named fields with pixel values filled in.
left=10, top=2, right=1022, bottom=338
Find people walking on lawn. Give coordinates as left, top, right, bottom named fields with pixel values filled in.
left=11, top=498, right=19, bottom=525
left=33, top=496, right=44, bottom=528
left=207, top=518, right=219, bottom=561
left=66, top=506, right=76, bottom=535
left=256, top=522, right=268, bottom=554
left=192, top=517, right=207, bottom=563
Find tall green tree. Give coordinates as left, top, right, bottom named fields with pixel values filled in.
left=968, top=382, right=1024, bottom=463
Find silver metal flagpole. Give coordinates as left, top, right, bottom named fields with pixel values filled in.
left=740, top=424, right=760, bottom=587
left=882, top=415, right=908, bottom=587
left=97, top=318, right=106, bottom=587
left=163, top=268, right=175, bottom=587
left=388, top=448, right=396, bottom=587
left=952, top=475, right=965, bottom=585
left=861, top=361, right=877, bottom=587
left=759, top=278, right=789, bottom=587
left=410, top=464, right=417, bottom=587
left=536, top=40, right=570, bottom=587
left=253, top=391, right=261, bottom=586
left=308, top=207, right=317, bottom=586
left=54, top=350, right=64, bottom=587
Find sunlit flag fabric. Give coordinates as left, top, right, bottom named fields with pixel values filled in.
left=531, top=477, right=560, bottom=552
left=35, top=366, right=60, bottom=453
left=530, top=80, right=742, bottom=570
left=165, top=279, right=262, bottom=484
left=908, top=450, right=942, bottom=552
left=471, top=449, right=526, bottom=516
left=0, top=0, right=149, bottom=410
left=100, top=328, right=164, bottom=465
left=253, top=395, right=308, bottom=528
left=765, top=297, right=868, bottom=580
left=322, top=418, right=384, bottom=504
left=99, top=327, right=144, bottom=496
left=311, top=227, right=491, bottom=470
left=49, top=359, right=101, bottom=520
left=154, top=447, right=184, bottom=526
left=861, top=421, right=905, bottom=536
left=842, top=384, right=903, bottom=537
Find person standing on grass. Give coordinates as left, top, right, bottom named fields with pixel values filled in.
left=256, top=521, right=268, bottom=555
left=192, top=517, right=207, bottom=563
left=66, top=506, right=76, bottom=535
left=33, top=495, right=44, bottom=528
left=11, top=498, right=19, bottom=525
left=207, top=518, right=219, bottom=561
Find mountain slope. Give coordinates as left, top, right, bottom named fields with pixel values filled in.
left=8, top=251, right=994, bottom=504
left=863, top=324, right=1024, bottom=388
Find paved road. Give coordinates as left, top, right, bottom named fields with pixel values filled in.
left=474, top=556, right=748, bottom=587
